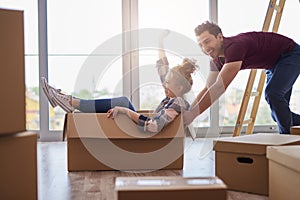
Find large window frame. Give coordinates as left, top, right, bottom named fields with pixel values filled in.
left=36, top=0, right=287, bottom=141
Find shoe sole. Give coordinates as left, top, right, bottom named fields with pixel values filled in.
left=41, top=77, right=57, bottom=107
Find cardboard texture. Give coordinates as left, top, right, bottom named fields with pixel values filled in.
left=213, top=133, right=300, bottom=195
left=290, top=126, right=300, bottom=135
left=0, top=8, right=26, bottom=135
left=64, top=113, right=184, bottom=171
left=0, top=132, right=37, bottom=200
left=115, top=176, right=227, bottom=200
left=267, top=145, right=300, bottom=200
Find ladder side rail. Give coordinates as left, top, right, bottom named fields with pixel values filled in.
left=233, top=69, right=257, bottom=136
left=246, top=71, right=266, bottom=134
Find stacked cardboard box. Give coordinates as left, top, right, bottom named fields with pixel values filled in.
left=0, top=132, right=37, bottom=200
left=0, top=9, right=26, bottom=135
left=115, top=176, right=227, bottom=200
left=64, top=113, right=184, bottom=171
left=290, top=126, right=300, bottom=135
left=267, top=145, right=300, bottom=200
left=213, top=133, right=300, bottom=195
left=0, top=8, right=37, bottom=200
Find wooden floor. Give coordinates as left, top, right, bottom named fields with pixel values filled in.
left=37, top=137, right=269, bottom=200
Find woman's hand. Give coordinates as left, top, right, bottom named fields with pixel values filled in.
left=107, top=106, right=128, bottom=119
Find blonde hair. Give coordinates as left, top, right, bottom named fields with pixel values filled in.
left=169, top=58, right=198, bottom=94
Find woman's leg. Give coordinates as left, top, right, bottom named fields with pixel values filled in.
left=264, top=44, right=300, bottom=133
left=77, top=96, right=136, bottom=113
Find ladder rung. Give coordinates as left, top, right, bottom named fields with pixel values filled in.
left=250, top=91, right=260, bottom=96
left=269, top=1, right=282, bottom=13
left=236, top=119, right=253, bottom=127
left=242, top=119, right=252, bottom=125
left=274, top=5, right=282, bottom=13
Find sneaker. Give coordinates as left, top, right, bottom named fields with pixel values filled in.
left=50, top=89, right=75, bottom=113
left=40, top=77, right=61, bottom=107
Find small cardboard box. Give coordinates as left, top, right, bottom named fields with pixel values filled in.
left=267, top=145, right=300, bottom=200
left=115, top=176, right=227, bottom=200
left=290, top=126, right=300, bottom=135
left=64, top=113, right=184, bottom=171
left=0, top=132, right=37, bottom=200
left=0, top=8, right=26, bottom=135
left=213, top=133, right=300, bottom=195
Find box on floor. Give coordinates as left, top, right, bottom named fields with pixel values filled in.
left=267, top=145, right=300, bottom=200
left=0, top=132, right=37, bottom=200
left=115, top=176, right=227, bottom=200
left=64, top=113, right=185, bottom=171
left=290, top=126, right=300, bottom=135
left=213, top=133, right=300, bottom=195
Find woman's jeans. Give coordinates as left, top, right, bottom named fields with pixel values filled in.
left=78, top=96, right=136, bottom=113
left=265, top=43, right=300, bottom=134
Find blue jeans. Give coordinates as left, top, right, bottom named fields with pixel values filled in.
left=78, top=96, right=136, bottom=113
left=265, top=43, right=300, bottom=134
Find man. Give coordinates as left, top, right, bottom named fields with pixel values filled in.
left=184, top=21, right=300, bottom=134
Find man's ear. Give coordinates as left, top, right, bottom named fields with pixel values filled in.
left=217, top=33, right=223, bottom=40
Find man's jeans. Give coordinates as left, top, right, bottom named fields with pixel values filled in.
left=265, top=43, right=300, bottom=134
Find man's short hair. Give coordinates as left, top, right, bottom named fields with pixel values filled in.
left=194, top=21, right=222, bottom=37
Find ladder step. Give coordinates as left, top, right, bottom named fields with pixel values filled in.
left=269, top=1, right=282, bottom=13
left=236, top=119, right=253, bottom=127
left=242, top=119, right=253, bottom=125
left=250, top=91, right=260, bottom=96
left=274, top=5, right=282, bottom=13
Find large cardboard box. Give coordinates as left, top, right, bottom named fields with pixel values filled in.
left=290, top=126, right=300, bottom=135
left=267, top=145, right=300, bottom=200
left=115, top=176, right=227, bottom=200
left=213, top=133, right=300, bottom=195
left=0, top=132, right=37, bottom=200
left=64, top=113, right=184, bottom=171
left=0, top=8, right=26, bottom=135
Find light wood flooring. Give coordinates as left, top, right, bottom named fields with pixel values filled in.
left=37, top=138, right=269, bottom=200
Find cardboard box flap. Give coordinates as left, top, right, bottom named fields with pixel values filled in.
left=213, top=133, right=300, bottom=155
left=115, top=176, right=227, bottom=191
left=65, top=113, right=184, bottom=139
left=267, top=145, right=300, bottom=173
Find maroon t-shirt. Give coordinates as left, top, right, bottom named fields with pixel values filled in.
left=210, top=32, right=295, bottom=71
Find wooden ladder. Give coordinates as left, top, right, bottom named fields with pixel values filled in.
left=233, top=0, right=286, bottom=136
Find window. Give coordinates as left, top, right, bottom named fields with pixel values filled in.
left=47, top=0, right=122, bottom=130
left=138, top=0, right=210, bottom=127
left=218, top=0, right=300, bottom=131
left=218, top=0, right=285, bottom=131
left=5, top=0, right=299, bottom=140
left=278, top=0, right=300, bottom=116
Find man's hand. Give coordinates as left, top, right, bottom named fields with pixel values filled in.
left=107, top=106, right=128, bottom=119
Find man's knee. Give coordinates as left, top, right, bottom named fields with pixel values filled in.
left=265, top=90, right=281, bottom=104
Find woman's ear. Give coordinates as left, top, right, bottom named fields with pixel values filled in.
left=177, top=85, right=184, bottom=94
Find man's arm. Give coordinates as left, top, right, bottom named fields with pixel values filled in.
left=190, top=70, right=218, bottom=108
left=185, top=61, right=242, bottom=124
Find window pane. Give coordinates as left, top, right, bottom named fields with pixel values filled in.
left=0, top=1, right=39, bottom=130
left=138, top=0, right=210, bottom=127
left=279, top=0, right=300, bottom=117
left=47, top=0, right=122, bottom=130
left=218, top=0, right=276, bottom=127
